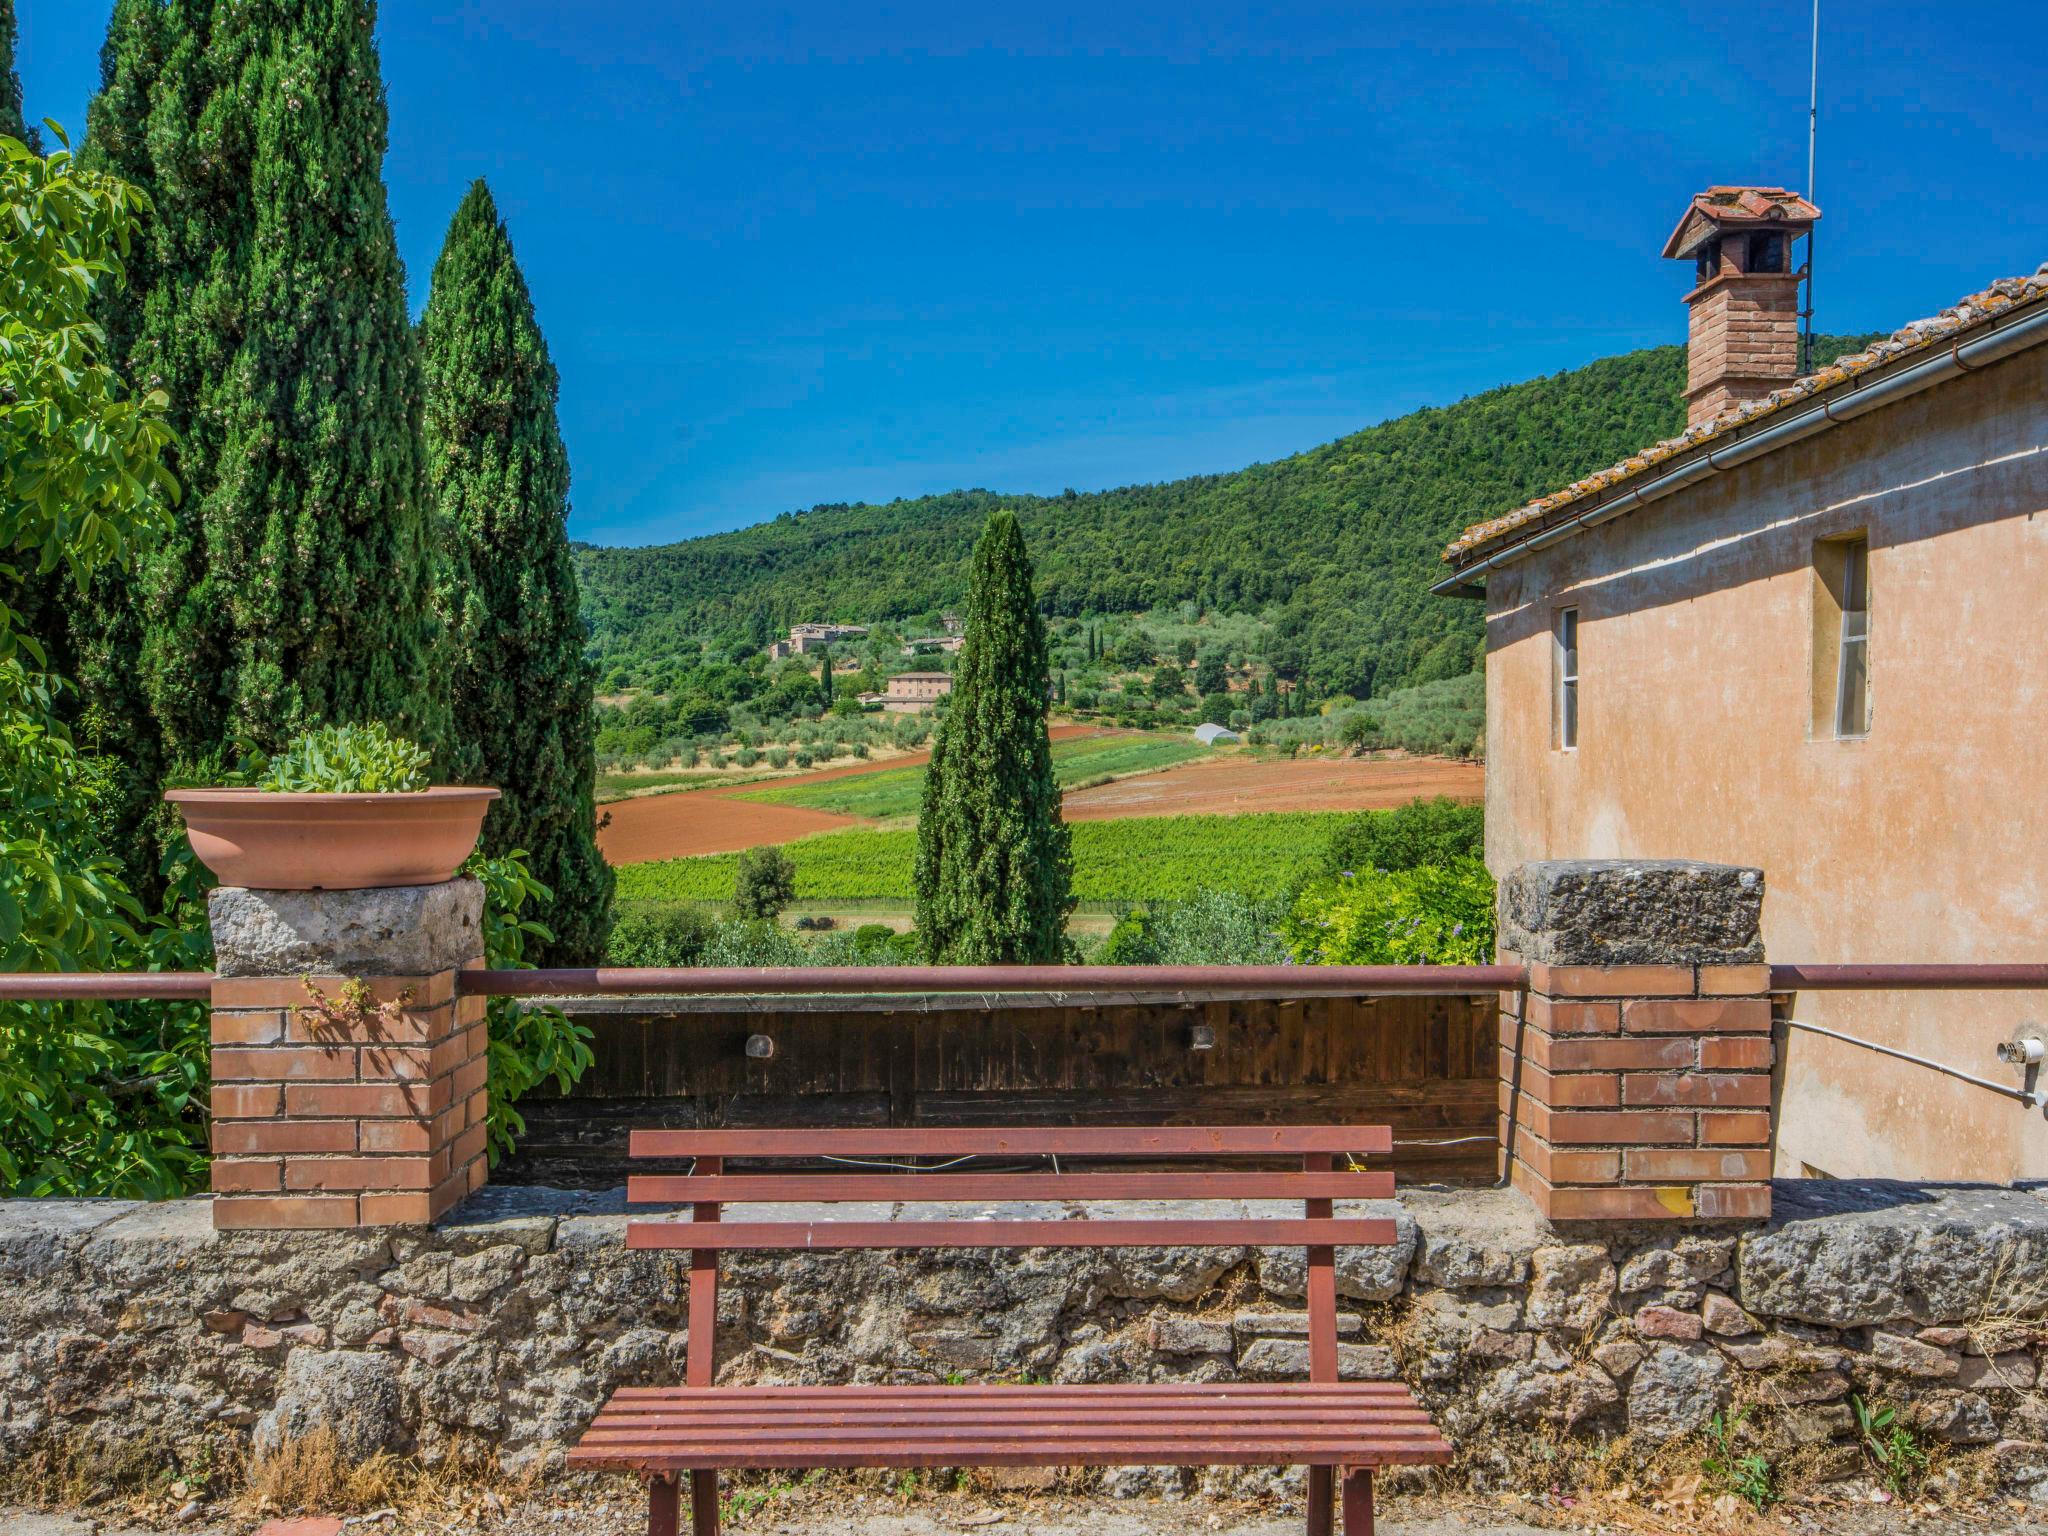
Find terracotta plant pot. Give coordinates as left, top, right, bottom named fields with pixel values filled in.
left=164, top=787, right=501, bottom=891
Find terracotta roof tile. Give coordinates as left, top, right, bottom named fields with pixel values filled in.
left=1442, top=262, right=2048, bottom=567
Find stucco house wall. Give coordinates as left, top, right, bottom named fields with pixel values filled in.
left=1481, top=341, right=2048, bottom=1183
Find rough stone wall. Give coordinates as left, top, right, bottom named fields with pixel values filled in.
left=3, top=1184, right=2046, bottom=1503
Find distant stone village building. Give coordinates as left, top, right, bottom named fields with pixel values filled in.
left=788, top=622, right=869, bottom=654
left=875, top=671, right=953, bottom=712
left=902, top=633, right=965, bottom=656
left=1439, top=187, right=2048, bottom=1184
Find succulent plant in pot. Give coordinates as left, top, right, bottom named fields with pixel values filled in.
left=165, top=723, right=499, bottom=891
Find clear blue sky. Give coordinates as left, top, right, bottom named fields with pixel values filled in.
left=16, top=2, right=2046, bottom=548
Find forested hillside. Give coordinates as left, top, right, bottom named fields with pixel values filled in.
left=575, top=336, right=1876, bottom=700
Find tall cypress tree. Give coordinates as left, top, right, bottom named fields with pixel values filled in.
left=913, top=512, right=1073, bottom=963
left=76, top=0, right=446, bottom=879
left=0, top=1, right=37, bottom=151
left=419, top=179, right=612, bottom=962
left=816, top=643, right=833, bottom=709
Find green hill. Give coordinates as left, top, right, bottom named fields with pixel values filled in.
left=574, top=336, right=1876, bottom=701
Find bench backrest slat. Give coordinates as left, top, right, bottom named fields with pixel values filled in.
left=627, top=1170, right=1395, bottom=1204
left=632, top=1217, right=1398, bottom=1252
left=630, top=1125, right=1392, bottom=1158
left=634, top=1124, right=1396, bottom=1391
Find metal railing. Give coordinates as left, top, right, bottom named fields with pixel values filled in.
left=1, top=962, right=2043, bottom=1002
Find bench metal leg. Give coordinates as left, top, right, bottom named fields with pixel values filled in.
left=1341, top=1467, right=1374, bottom=1535
left=648, top=1475, right=679, bottom=1536
left=691, top=1469, right=720, bottom=1536
left=1307, top=1465, right=1333, bottom=1536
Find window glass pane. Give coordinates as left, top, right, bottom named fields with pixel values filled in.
left=1841, top=540, right=1868, bottom=614
left=1836, top=636, right=1869, bottom=736
left=1562, top=681, right=1578, bottom=749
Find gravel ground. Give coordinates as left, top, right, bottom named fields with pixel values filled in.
left=6, top=1486, right=2046, bottom=1536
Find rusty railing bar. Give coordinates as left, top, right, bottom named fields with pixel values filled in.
left=1767, top=963, right=2048, bottom=991
left=0, top=972, right=216, bottom=1000
left=2, top=962, right=2042, bottom=1003
left=455, top=964, right=1532, bottom=999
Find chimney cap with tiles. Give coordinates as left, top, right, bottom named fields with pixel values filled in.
left=1662, top=186, right=1820, bottom=260
left=1666, top=186, right=1821, bottom=428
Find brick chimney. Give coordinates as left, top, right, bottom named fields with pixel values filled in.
left=1663, top=187, right=1819, bottom=427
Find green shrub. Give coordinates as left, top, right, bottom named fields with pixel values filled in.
left=1318, top=796, right=1484, bottom=881
left=702, top=918, right=807, bottom=967
left=464, top=850, right=595, bottom=1162
left=1283, top=860, right=1495, bottom=965
left=1099, top=890, right=1287, bottom=965
left=256, top=722, right=431, bottom=793
left=605, top=902, right=719, bottom=967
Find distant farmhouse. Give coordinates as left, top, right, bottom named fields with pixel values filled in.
left=1439, top=187, right=2048, bottom=1183
left=870, top=671, right=953, bottom=713
left=788, top=622, right=868, bottom=654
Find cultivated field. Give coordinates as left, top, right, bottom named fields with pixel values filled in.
left=597, top=734, right=1484, bottom=866
left=737, top=733, right=1208, bottom=819
left=1065, top=752, right=1482, bottom=819
left=613, top=810, right=1357, bottom=910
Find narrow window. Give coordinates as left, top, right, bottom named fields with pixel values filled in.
left=1555, top=608, right=1579, bottom=751
left=1695, top=238, right=1721, bottom=286
left=1834, top=538, right=1870, bottom=737
left=1748, top=231, right=1788, bottom=274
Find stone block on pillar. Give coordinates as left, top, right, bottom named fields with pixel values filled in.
left=1497, top=860, right=1775, bottom=1223
left=206, top=880, right=488, bottom=1231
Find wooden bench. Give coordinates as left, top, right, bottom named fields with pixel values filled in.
left=568, top=1126, right=1451, bottom=1535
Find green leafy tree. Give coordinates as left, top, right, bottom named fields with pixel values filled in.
left=419, top=179, right=613, bottom=962
left=1149, top=663, right=1186, bottom=703
left=914, top=512, right=1073, bottom=962
left=1, top=128, right=202, bottom=1195
left=1194, top=651, right=1227, bottom=694
left=74, top=0, right=447, bottom=885
left=1283, top=862, right=1496, bottom=966
left=732, top=844, right=797, bottom=922
left=0, top=1, right=37, bottom=151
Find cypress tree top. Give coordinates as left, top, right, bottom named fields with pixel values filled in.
left=420, top=178, right=613, bottom=962
left=0, top=1, right=37, bottom=151
left=78, top=0, right=446, bottom=793
left=913, top=511, right=1074, bottom=963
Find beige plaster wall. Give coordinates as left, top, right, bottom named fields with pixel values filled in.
left=1482, top=342, right=2048, bottom=1183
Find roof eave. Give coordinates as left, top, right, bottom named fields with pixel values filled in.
left=1437, top=290, right=2048, bottom=594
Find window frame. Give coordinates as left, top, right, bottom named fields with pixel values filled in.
left=1833, top=538, right=1871, bottom=738
left=1554, top=606, right=1580, bottom=752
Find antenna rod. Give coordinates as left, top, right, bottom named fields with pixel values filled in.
left=1801, top=0, right=1819, bottom=373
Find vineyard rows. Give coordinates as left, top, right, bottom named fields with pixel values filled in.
left=614, top=810, right=1353, bottom=908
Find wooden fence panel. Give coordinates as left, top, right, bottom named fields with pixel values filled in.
left=499, top=993, right=1499, bottom=1188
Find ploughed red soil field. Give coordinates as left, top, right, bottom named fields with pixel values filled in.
left=596, top=724, right=1101, bottom=864
left=1061, top=753, right=1483, bottom=819
left=597, top=744, right=1483, bottom=865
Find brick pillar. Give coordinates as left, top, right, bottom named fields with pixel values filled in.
left=1496, top=860, right=1775, bottom=1222
left=206, top=880, right=489, bottom=1230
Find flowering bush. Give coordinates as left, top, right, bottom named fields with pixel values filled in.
left=1281, top=859, right=1495, bottom=966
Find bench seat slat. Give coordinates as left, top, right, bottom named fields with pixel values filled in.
left=626, top=1171, right=1396, bottom=1204
left=626, top=1217, right=1398, bottom=1251
left=568, top=1383, right=1450, bottom=1474
left=629, top=1126, right=1394, bottom=1159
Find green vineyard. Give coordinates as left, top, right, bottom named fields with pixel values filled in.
left=734, top=733, right=1210, bottom=820
left=614, top=809, right=1354, bottom=910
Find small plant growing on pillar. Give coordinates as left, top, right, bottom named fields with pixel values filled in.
left=291, top=976, right=413, bottom=1040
